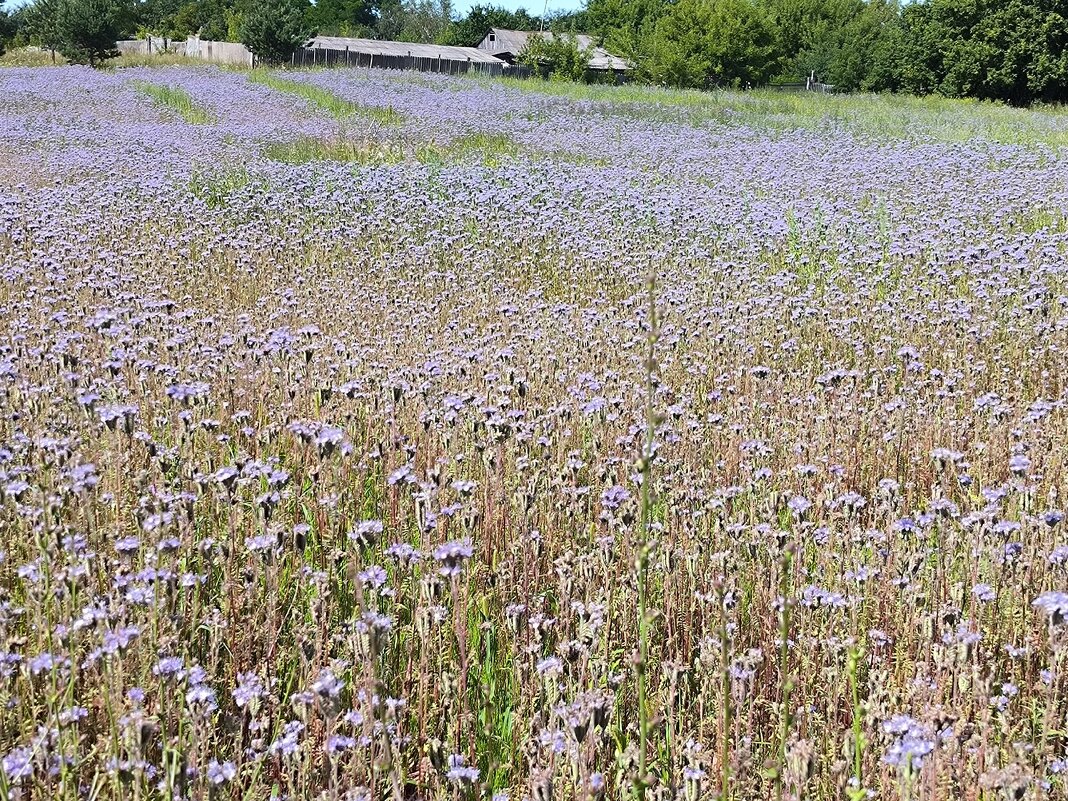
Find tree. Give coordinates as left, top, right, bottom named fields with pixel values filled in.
left=0, top=10, right=13, bottom=57
left=240, top=0, right=307, bottom=64
left=24, top=0, right=65, bottom=62
left=438, top=4, right=540, bottom=47
left=518, top=32, right=588, bottom=80
left=169, top=0, right=240, bottom=40
left=829, top=0, right=898, bottom=90
left=866, top=0, right=1068, bottom=105
left=396, top=0, right=451, bottom=43
left=307, top=0, right=377, bottom=37
left=135, top=0, right=185, bottom=37
left=649, top=0, right=779, bottom=88
left=586, top=0, right=666, bottom=80
left=55, top=0, right=123, bottom=66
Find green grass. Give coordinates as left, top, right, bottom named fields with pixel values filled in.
left=249, top=70, right=405, bottom=125
left=0, top=47, right=64, bottom=67
left=114, top=53, right=238, bottom=69
left=264, top=131, right=525, bottom=167
left=189, top=167, right=256, bottom=208
left=264, top=137, right=406, bottom=165
left=132, top=80, right=216, bottom=124
left=417, top=132, right=522, bottom=167
left=492, top=76, right=1068, bottom=146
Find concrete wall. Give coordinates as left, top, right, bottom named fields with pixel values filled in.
left=116, top=37, right=186, bottom=56
left=115, top=37, right=253, bottom=67
left=185, top=37, right=254, bottom=67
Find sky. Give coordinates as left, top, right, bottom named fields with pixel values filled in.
left=0, top=0, right=587, bottom=16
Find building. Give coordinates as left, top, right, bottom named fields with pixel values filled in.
left=476, top=28, right=631, bottom=76
left=299, top=37, right=508, bottom=76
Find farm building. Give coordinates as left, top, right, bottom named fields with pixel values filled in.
left=298, top=37, right=508, bottom=75
left=476, top=28, right=631, bottom=76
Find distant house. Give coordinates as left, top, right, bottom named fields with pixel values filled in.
left=476, top=28, right=631, bottom=76
left=299, top=36, right=508, bottom=75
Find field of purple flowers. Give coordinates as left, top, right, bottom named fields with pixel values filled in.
left=3, top=64, right=1068, bottom=801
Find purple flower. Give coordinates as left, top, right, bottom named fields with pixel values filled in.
left=348, top=520, right=383, bottom=547
left=27, top=652, right=56, bottom=676
left=233, top=672, right=264, bottom=708
left=433, top=539, right=474, bottom=576
left=445, top=754, right=480, bottom=785
left=114, top=536, right=141, bottom=554
left=2, top=746, right=33, bottom=783
left=310, top=669, right=345, bottom=698
left=1008, top=453, right=1031, bottom=475
left=206, top=760, right=236, bottom=785
left=153, top=656, right=185, bottom=679
left=358, top=565, right=388, bottom=589
left=600, top=485, right=631, bottom=511
left=787, top=495, right=811, bottom=518
left=1034, top=592, right=1068, bottom=624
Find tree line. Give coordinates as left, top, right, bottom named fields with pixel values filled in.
left=2, top=0, right=1067, bottom=105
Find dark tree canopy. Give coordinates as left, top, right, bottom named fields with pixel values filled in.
left=437, top=4, right=540, bottom=47
left=55, top=0, right=123, bottom=65
left=0, top=10, right=15, bottom=56
left=867, top=0, right=1068, bottom=104
left=240, top=0, right=308, bottom=64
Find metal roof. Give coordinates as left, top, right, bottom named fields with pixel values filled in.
left=480, top=29, right=631, bottom=71
left=305, top=36, right=506, bottom=65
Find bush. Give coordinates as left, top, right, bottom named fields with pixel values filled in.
left=55, top=0, right=122, bottom=66
left=648, top=0, right=778, bottom=89
left=518, top=33, right=588, bottom=81
left=240, top=0, right=309, bottom=66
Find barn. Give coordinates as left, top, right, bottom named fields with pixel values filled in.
left=476, top=28, right=631, bottom=77
left=298, top=36, right=509, bottom=76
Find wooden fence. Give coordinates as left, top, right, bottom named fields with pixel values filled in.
left=292, top=47, right=522, bottom=77
left=767, top=75, right=836, bottom=93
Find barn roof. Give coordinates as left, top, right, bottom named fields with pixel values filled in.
left=481, top=28, right=631, bottom=71
left=305, top=36, right=506, bottom=64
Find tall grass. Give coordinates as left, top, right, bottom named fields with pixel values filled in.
left=496, top=76, right=1068, bottom=145
left=263, top=131, right=521, bottom=166
left=249, top=69, right=405, bottom=125
left=132, top=80, right=216, bottom=124
left=3, top=64, right=1068, bottom=801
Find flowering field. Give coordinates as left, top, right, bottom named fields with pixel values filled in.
left=2, top=65, right=1068, bottom=801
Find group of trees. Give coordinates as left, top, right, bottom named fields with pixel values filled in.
left=3, top=0, right=131, bottom=65
left=589, top=0, right=1068, bottom=102
left=2, top=0, right=1067, bottom=104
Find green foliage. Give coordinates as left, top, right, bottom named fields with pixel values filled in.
left=22, top=0, right=63, bottom=59
left=264, top=130, right=523, bottom=166
left=586, top=0, right=665, bottom=79
left=250, top=70, right=406, bottom=123
left=649, top=0, right=779, bottom=88
left=518, top=32, right=588, bottom=81
left=437, top=4, right=540, bottom=46
left=133, top=80, right=216, bottom=123
left=55, top=0, right=123, bottom=66
left=240, top=0, right=308, bottom=64
left=306, top=0, right=376, bottom=37
left=0, top=10, right=15, bottom=57
left=395, top=0, right=452, bottom=43
left=873, top=0, right=1068, bottom=105
left=135, top=0, right=184, bottom=36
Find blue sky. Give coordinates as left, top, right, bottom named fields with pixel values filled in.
left=1, top=0, right=587, bottom=16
